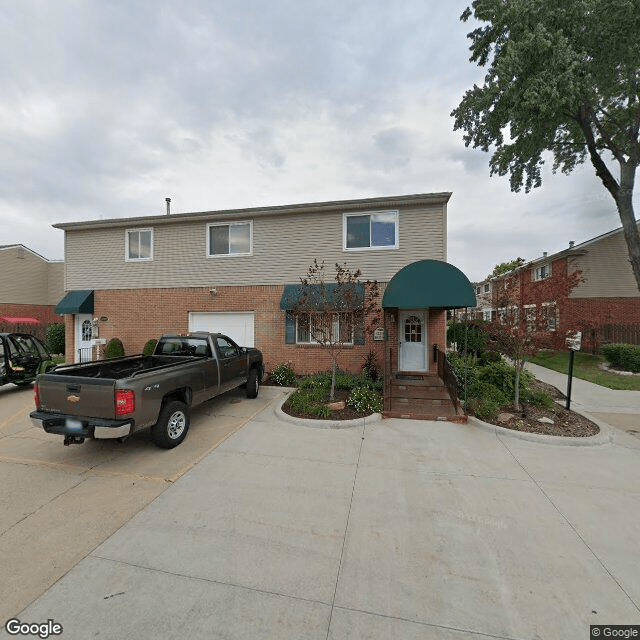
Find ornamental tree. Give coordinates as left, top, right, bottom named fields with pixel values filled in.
left=452, top=0, right=640, bottom=290
left=290, top=260, right=380, bottom=401
left=487, top=263, right=584, bottom=409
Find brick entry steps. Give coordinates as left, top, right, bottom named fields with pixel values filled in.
left=383, top=372, right=467, bottom=423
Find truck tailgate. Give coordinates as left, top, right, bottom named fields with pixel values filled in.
left=38, top=375, right=117, bottom=420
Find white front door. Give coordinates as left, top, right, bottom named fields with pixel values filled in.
left=399, top=309, right=427, bottom=372
left=75, top=314, right=93, bottom=362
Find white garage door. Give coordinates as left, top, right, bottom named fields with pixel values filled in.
left=188, top=312, right=255, bottom=347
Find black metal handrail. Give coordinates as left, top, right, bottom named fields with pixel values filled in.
left=436, top=348, right=461, bottom=413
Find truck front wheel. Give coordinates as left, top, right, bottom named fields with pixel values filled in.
left=246, top=368, right=259, bottom=399
left=151, top=400, right=190, bottom=448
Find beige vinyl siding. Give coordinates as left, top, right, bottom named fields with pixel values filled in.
left=46, top=261, right=65, bottom=305
left=0, top=247, right=50, bottom=304
left=570, top=225, right=640, bottom=298
left=63, top=202, right=446, bottom=290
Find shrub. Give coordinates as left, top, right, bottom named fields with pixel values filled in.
left=298, top=375, right=330, bottom=390
left=45, top=323, right=65, bottom=354
left=271, top=362, right=297, bottom=386
left=104, top=338, right=125, bottom=359
left=601, top=343, right=640, bottom=372
left=621, top=345, right=640, bottom=373
left=466, top=382, right=509, bottom=421
left=447, top=320, right=486, bottom=356
left=477, top=360, right=532, bottom=398
left=362, top=350, right=380, bottom=382
left=447, top=353, right=480, bottom=388
left=142, top=339, right=158, bottom=356
left=346, top=386, right=382, bottom=414
left=522, top=388, right=555, bottom=409
left=286, top=388, right=331, bottom=418
left=601, top=343, right=626, bottom=366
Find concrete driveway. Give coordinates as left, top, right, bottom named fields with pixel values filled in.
left=0, top=382, right=276, bottom=623
left=2, top=382, right=639, bottom=639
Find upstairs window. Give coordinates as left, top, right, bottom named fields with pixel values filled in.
left=533, top=263, right=551, bottom=281
left=344, top=211, right=398, bottom=250
left=208, top=221, right=252, bottom=257
left=126, top=228, right=153, bottom=261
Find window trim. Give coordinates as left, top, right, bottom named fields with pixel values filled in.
left=533, top=263, right=552, bottom=281
left=295, top=312, right=354, bottom=345
left=206, top=220, right=253, bottom=258
left=343, top=210, right=399, bottom=252
left=125, top=228, right=154, bottom=262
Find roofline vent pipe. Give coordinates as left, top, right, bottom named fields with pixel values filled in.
left=165, top=197, right=171, bottom=215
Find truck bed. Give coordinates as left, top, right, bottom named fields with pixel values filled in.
left=49, top=355, right=202, bottom=381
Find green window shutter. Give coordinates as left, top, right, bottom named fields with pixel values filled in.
left=285, top=311, right=296, bottom=344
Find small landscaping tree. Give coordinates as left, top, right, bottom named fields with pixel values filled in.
left=290, top=260, right=381, bottom=401
left=488, top=265, right=584, bottom=409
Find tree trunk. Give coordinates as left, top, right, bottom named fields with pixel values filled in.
left=616, top=163, right=640, bottom=292
left=513, top=359, right=522, bottom=411
left=330, top=355, right=337, bottom=402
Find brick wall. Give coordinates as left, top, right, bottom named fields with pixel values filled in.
left=64, top=285, right=397, bottom=375
left=0, top=303, right=62, bottom=343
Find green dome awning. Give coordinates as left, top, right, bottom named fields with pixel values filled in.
left=382, top=260, right=476, bottom=309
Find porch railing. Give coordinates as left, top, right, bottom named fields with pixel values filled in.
left=77, top=347, right=93, bottom=363
left=436, top=348, right=461, bottom=414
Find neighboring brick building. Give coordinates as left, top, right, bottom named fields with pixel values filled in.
left=0, top=245, right=64, bottom=341
left=52, top=194, right=476, bottom=390
left=472, top=223, right=640, bottom=348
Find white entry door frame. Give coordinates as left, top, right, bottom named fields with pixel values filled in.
left=75, top=314, right=93, bottom=362
left=399, top=309, right=428, bottom=372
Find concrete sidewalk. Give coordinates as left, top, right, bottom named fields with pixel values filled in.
left=525, top=361, right=640, bottom=443
left=5, top=386, right=639, bottom=639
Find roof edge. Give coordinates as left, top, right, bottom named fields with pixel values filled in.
left=52, top=192, right=453, bottom=231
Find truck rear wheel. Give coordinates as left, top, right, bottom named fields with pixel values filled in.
left=246, top=368, right=259, bottom=399
left=151, top=400, right=190, bottom=448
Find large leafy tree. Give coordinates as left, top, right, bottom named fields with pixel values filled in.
left=452, top=0, right=640, bottom=290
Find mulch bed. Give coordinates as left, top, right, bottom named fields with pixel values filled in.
left=471, top=378, right=600, bottom=437
left=266, top=376, right=600, bottom=436
left=282, top=388, right=378, bottom=421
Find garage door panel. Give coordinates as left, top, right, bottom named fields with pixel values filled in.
left=188, top=312, right=255, bottom=347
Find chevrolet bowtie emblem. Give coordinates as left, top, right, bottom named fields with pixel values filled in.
left=67, top=395, right=80, bottom=403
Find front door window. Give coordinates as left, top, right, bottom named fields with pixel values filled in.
left=404, top=315, right=422, bottom=343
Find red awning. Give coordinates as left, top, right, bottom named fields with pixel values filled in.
left=0, top=316, right=40, bottom=325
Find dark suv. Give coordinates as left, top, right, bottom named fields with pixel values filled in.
left=0, top=333, right=54, bottom=387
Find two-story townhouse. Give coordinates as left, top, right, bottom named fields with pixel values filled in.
left=0, top=245, right=64, bottom=341
left=53, top=193, right=476, bottom=418
left=487, top=222, right=640, bottom=348
left=472, top=280, right=494, bottom=321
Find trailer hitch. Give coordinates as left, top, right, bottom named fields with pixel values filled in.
left=63, top=435, right=85, bottom=446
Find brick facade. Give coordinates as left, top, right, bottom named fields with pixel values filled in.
left=65, top=285, right=398, bottom=376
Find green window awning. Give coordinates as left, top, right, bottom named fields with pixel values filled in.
left=54, top=290, right=94, bottom=314
left=280, top=283, right=364, bottom=311
left=382, top=260, right=476, bottom=309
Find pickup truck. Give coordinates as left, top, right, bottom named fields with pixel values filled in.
left=30, top=332, right=263, bottom=449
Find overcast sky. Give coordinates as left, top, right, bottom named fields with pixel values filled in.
left=1, top=1, right=636, bottom=282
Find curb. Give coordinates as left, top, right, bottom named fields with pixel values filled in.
left=466, top=415, right=614, bottom=447
left=274, top=389, right=382, bottom=429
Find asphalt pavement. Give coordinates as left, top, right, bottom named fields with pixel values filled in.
left=2, top=376, right=639, bottom=640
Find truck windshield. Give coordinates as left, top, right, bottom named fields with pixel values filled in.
left=156, top=337, right=211, bottom=357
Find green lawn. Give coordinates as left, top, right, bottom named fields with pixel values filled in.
left=529, top=350, right=640, bottom=391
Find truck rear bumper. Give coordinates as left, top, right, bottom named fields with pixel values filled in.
left=30, top=411, right=133, bottom=439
